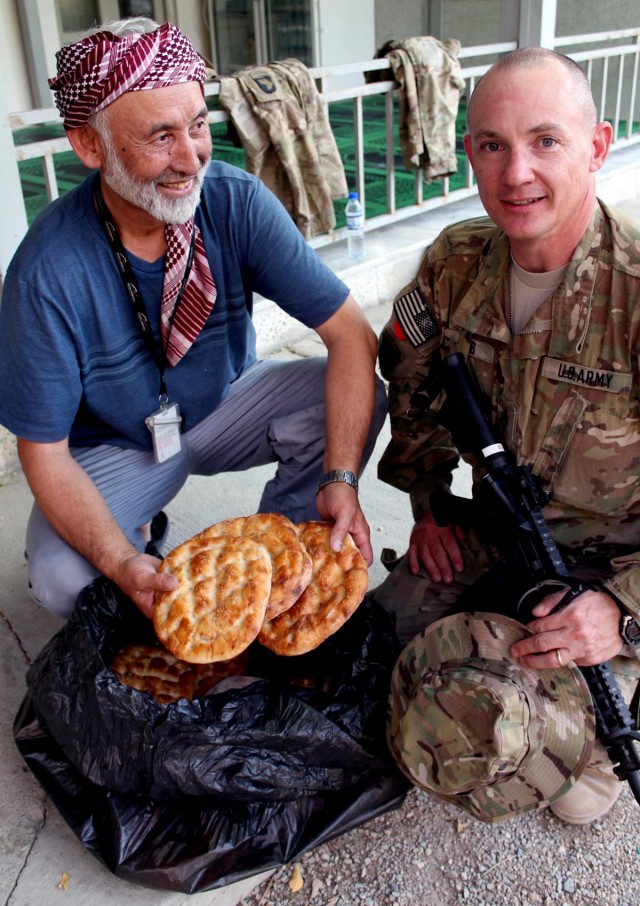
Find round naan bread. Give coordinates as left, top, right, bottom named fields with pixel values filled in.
left=154, top=535, right=272, bottom=663
left=258, top=521, right=368, bottom=656
left=195, top=513, right=313, bottom=619
left=112, top=642, right=249, bottom=703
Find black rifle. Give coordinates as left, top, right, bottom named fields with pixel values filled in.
left=416, top=352, right=640, bottom=804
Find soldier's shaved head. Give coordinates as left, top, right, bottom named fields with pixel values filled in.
left=462, top=44, right=612, bottom=270
left=468, top=47, right=597, bottom=130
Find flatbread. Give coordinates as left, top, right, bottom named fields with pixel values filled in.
left=258, top=521, right=368, bottom=656
left=154, top=535, right=272, bottom=663
left=111, top=643, right=249, bottom=703
left=195, top=513, right=313, bottom=619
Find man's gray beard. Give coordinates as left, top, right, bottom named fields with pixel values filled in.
left=100, top=133, right=206, bottom=224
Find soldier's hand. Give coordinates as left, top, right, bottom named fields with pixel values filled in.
left=408, top=511, right=466, bottom=584
left=511, top=587, right=624, bottom=668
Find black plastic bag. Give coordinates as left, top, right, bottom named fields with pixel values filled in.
left=14, top=578, right=408, bottom=893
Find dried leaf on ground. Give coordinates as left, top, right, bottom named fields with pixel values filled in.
left=288, top=862, right=304, bottom=892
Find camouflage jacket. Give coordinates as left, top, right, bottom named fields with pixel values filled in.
left=219, top=59, right=347, bottom=239
left=385, top=37, right=465, bottom=181
left=378, top=201, right=640, bottom=615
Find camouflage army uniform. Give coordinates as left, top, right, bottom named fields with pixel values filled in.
left=376, top=200, right=640, bottom=648
left=375, top=199, right=640, bottom=775
left=219, top=59, right=347, bottom=239
left=385, top=37, right=465, bottom=181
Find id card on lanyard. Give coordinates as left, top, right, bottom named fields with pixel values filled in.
left=145, top=401, right=182, bottom=463
left=94, top=180, right=193, bottom=463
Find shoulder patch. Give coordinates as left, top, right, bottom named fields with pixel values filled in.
left=378, top=329, right=404, bottom=377
left=394, top=288, right=439, bottom=347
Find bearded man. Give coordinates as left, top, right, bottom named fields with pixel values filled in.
left=0, top=17, right=385, bottom=619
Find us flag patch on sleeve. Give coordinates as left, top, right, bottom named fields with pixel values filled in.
left=394, top=287, right=439, bottom=347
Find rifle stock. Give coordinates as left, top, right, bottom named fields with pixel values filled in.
left=426, top=352, right=640, bottom=803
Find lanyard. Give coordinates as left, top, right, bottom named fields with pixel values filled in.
left=93, top=179, right=195, bottom=403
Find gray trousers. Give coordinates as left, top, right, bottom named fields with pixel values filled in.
left=26, top=357, right=387, bottom=618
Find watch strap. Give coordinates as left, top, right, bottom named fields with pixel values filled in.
left=316, top=469, right=359, bottom=495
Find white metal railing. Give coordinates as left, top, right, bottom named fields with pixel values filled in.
left=6, top=29, right=640, bottom=257
left=299, top=42, right=520, bottom=248
left=553, top=29, right=640, bottom=144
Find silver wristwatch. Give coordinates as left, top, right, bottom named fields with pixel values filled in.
left=316, top=469, right=359, bottom=495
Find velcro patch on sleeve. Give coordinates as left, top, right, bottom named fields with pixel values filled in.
left=378, top=329, right=404, bottom=377
left=245, top=70, right=287, bottom=103
left=394, top=287, right=439, bottom=347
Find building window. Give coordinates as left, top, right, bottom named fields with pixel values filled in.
left=57, top=0, right=100, bottom=34
left=119, top=1, right=155, bottom=17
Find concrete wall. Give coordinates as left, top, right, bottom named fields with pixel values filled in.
left=375, top=0, right=507, bottom=46
left=374, top=0, right=427, bottom=48
left=429, top=0, right=508, bottom=45
left=556, top=1, right=639, bottom=36
left=373, top=0, right=640, bottom=117
left=374, top=0, right=640, bottom=48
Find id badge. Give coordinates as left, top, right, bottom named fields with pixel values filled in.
left=145, top=402, right=182, bottom=464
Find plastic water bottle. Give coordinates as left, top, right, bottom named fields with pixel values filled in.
left=345, top=191, right=365, bottom=260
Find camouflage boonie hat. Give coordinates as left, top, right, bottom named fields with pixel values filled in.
left=387, top=612, right=596, bottom=823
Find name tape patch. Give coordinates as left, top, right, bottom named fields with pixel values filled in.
left=541, top=357, right=631, bottom=393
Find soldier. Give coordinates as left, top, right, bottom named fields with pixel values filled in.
left=0, top=18, right=385, bottom=621
left=373, top=47, right=640, bottom=824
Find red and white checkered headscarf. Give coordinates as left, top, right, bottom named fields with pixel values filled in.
left=50, top=23, right=216, bottom=365
left=49, top=21, right=206, bottom=130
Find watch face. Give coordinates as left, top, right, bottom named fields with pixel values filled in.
left=622, top=614, right=640, bottom=645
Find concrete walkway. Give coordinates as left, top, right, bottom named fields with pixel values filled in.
left=2, top=161, right=640, bottom=905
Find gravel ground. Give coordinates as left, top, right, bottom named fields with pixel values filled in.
left=239, top=785, right=640, bottom=906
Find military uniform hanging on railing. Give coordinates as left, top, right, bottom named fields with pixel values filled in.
left=380, top=36, right=466, bottom=182
left=219, top=59, right=348, bottom=239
